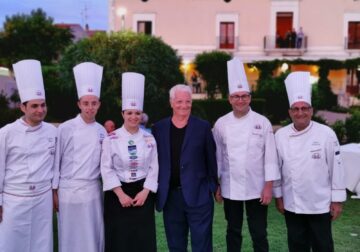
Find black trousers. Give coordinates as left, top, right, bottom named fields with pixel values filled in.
left=104, top=179, right=156, bottom=252
left=223, top=198, right=269, bottom=252
left=284, top=210, right=334, bottom=252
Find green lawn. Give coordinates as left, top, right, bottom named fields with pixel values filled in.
left=155, top=195, right=360, bottom=252
left=53, top=194, right=360, bottom=251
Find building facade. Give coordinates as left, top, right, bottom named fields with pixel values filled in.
left=109, top=0, right=360, bottom=61
left=108, top=0, right=360, bottom=102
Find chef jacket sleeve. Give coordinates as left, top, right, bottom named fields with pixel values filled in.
left=326, top=131, right=346, bottom=202
left=143, top=139, right=159, bottom=193
left=0, top=128, right=7, bottom=205
left=212, top=121, right=223, bottom=183
left=100, top=137, right=121, bottom=191
left=264, top=121, right=281, bottom=182
left=52, top=127, right=62, bottom=189
left=273, top=131, right=283, bottom=198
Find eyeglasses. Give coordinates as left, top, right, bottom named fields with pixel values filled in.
left=230, top=94, right=251, bottom=101
left=290, top=106, right=312, bottom=113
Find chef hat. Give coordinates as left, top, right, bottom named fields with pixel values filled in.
left=285, top=71, right=311, bottom=107
left=13, top=59, right=45, bottom=103
left=227, top=57, right=250, bottom=95
left=73, top=62, right=103, bottom=99
left=122, top=72, right=145, bottom=111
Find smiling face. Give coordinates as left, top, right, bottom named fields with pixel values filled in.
left=289, top=101, right=313, bottom=131
left=20, top=99, right=47, bottom=126
left=122, top=109, right=142, bottom=132
left=228, top=91, right=251, bottom=117
left=170, top=90, right=192, bottom=119
left=77, top=95, right=101, bottom=123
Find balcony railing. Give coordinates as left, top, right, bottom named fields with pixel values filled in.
left=344, top=37, right=360, bottom=50
left=263, top=35, right=307, bottom=56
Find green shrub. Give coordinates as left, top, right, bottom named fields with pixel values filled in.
left=345, top=111, right=360, bottom=143
left=54, top=31, right=182, bottom=124
left=191, top=98, right=266, bottom=125
left=332, top=120, right=347, bottom=144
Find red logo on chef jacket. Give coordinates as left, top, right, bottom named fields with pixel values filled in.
left=36, top=90, right=42, bottom=96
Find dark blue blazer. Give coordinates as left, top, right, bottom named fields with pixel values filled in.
left=152, top=115, right=218, bottom=211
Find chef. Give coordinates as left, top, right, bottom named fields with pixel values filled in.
left=53, top=62, right=106, bottom=252
left=101, top=72, right=159, bottom=252
left=212, top=57, right=280, bottom=252
left=274, top=71, right=346, bottom=252
left=0, top=59, right=57, bottom=252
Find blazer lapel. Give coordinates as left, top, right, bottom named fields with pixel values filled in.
left=164, top=117, right=172, bottom=163
left=181, top=116, right=194, bottom=153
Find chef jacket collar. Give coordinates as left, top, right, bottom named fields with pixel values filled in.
left=290, top=121, right=313, bottom=137
left=231, top=108, right=252, bottom=121
left=120, top=125, right=141, bottom=138
left=75, top=114, right=96, bottom=128
left=16, top=117, right=43, bottom=133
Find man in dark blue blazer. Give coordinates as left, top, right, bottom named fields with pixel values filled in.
left=152, top=84, right=218, bottom=252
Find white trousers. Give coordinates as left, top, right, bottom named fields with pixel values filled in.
left=0, top=190, right=53, bottom=252
left=58, top=180, right=104, bottom=252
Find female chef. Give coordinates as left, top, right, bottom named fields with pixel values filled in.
left=100, top=72, right=159, bottom=252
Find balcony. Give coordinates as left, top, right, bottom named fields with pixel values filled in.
left=263, top=35, right=307, bottom=56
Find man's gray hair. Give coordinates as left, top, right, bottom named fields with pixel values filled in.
left=169, top=84, right=192, bottom=100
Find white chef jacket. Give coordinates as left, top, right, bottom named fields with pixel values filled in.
left=53, top=114, right=106, bottom=252
left=101, top=126, right=159, bottom=192
left=0, top=118, right=56, bottom=252
left=53, top=114, right=106, bottom=188
left=0, top=118, right=56, bottom=204
left=213, top=109, right=280, bottom=200
left=274, top=121, right=346, bottom=214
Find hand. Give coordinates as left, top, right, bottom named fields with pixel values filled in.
left=113, top=187, right=133, bottom=207
left=132, top=189, right=150, bottom=207
left=330, top=202, right=343, bottom=221
left=0, top=206, right=2, bottom=223
left=260, top=181, right=273, bottom=205
left=215, top=186, right=223, bottom=203
left=53, top=189, right=59, bottom=212
left=275, top=197, right=285, bottom=214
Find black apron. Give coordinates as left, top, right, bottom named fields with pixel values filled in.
left=104, top=178, right=157, bottom=252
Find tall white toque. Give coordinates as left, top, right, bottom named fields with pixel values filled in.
left=73, top=62, right=103, bottom=99
left=13, top=59, right=45, bottom=103
left=227, top=57, right=250, bottom=95
left=285, top=71, right=311, bottom=107
left=122, top=72, right=145, bottom=111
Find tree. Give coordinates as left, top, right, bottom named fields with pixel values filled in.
left=0, top=8, right=73, bottom=68
left=194, top=51, right=231, bottom=99
left=312, top=63, right=337, bottom=110
left=254, top=72, right=289, bottom=123
left=57, top=31, right=182, bottom=124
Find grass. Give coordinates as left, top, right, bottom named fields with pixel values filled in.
left=53, top=194, right=360, bottom=251
left=155, top=195, right=360, bottom=252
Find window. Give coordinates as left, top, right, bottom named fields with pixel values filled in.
left=137, top=21, right=152, bottom=35
left=348, top=21, right=360, bottom=49
left=219, top=22, right=235, bottom=49
left=133, top=13, right=156, bottom=35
